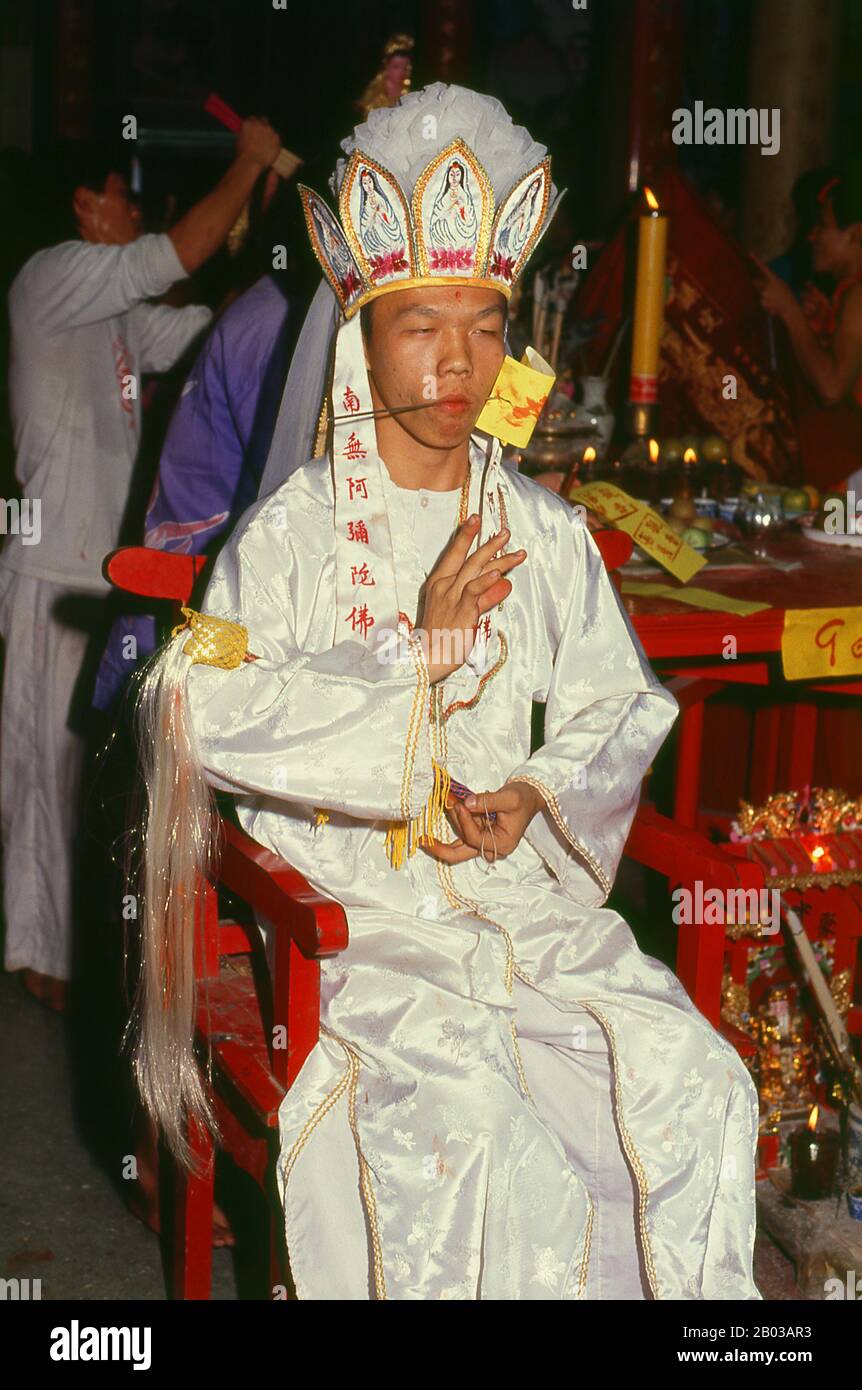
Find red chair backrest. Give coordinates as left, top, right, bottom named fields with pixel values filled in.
left=103, top=547, right=208, bottom=602
left=105, top=528, right=631, bottom=607
left=590, top=528, right=633, bottom=573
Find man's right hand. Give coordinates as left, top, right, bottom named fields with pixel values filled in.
left=235, top=117, right=282, bottom=169
left=415, top=515, right=526, bottom=684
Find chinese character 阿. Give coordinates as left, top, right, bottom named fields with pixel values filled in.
left=343, top=432, right=368, bottom=461
left=342, top=385, right=361, bottom=414
left=345, top=604, right=375, bottom=639
left=347, top=476, right=369, bottom=501
left=350, top=563, right=375, bottom=587
left=347, top=520, right=370, bottom=543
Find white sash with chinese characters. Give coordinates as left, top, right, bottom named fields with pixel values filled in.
left=331, top=312, right=401, bottom=653
left=331, top=312, right=505, bottom=671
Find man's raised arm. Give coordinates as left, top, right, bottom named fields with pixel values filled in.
left=167, top=119, right=281, bottom=275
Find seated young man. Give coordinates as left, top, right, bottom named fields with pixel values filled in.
left=132, top=84, right=762, bottom=1301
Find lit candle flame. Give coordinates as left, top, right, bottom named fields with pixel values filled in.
left=810, top=843, right=826, bottom=861
left=683, top=447, right=697, bottom=463
left=644, top=187, right=659, bottom=212
left=807, top=1105, right=819, bottom=1132
left=583, top=446, right=596, bottom=464
left=649, top=438, right=659, bottom=464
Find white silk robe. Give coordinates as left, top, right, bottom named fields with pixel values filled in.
left=185, top=452, right=763, bottom=1301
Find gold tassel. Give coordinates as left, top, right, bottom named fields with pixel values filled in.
left=385, top=760, right=451, bottom=870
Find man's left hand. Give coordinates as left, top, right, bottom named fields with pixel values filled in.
left=420, top=780, right=545, bottom=864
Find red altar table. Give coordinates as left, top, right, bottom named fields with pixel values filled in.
left=623, top=532, right=862, bottom=827
left=625, top=533, right=862, bottom=1160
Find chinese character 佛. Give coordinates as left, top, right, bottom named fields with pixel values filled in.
left=345, top=604, right=375, bottom=639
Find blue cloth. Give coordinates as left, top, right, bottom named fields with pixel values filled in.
left=93, top=275, right=292, bottom=713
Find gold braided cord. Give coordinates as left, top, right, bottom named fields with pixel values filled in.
left=384, top=467, right=470, bottom=869
left=577, top=1195, right=594, bottom=1298
left=171, top=606, right=250, bottom=670
left=337, top=1033, right=388, bottom=1300
left=509, top=1018, right=535, bottom=1104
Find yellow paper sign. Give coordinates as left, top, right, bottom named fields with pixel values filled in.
left=781, top=606, right=862, bottom=680
left=621, top=581, right=770, bottom=616
left=574, top=481, right=707, bottom=583
left=476, top=347, right=555, bottom=447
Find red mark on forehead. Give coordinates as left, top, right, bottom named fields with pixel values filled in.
left=455, top=290, right=462, bottom=301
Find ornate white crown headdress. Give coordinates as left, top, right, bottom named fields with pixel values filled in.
left=298, top=83, right=562, bottom=317
left=259, top=85, right=563, bottom=749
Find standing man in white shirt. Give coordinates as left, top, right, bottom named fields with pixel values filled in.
left=0, top=117, right=281, bottom=1011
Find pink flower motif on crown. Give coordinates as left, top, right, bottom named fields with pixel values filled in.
left=428, top=247, right=474, bottom=272
left=340, top=268, right=362, bottom=299
left=368, top=249, right=409, bottom=282
left=489, top=252, right=517, bottom=282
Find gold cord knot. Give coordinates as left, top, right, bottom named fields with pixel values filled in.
left=171, top=605, right=251, bottom=670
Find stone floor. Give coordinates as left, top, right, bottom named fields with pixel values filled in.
left=0, top=968, right=809, bottom=1301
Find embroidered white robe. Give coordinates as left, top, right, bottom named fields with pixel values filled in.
left=185, top=447, right=763, bottom=1301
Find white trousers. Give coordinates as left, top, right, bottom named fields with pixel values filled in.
left=0, top=568, right=93, bottom=979
left=262, top=929, right=648, bottom=1300
left=513, top=976, right=648, bottom=1299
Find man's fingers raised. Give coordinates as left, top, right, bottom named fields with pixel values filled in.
left=434, top=515, right=482, bottom=579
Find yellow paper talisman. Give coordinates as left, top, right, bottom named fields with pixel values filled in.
left=574, top=481, right=707, bottom=583
left=476, top=347, right=555, bottom=447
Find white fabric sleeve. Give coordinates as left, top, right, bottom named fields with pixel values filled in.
left=129, top=302, right=213, bottom=373
left=11, top=234, right=190, bottom=334
left=184, top=515, right=436, bottom=822
left=506, top=514, right=678, bottom=907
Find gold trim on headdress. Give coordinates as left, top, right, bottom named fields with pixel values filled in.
left=299, top=137, right=555, bottom=319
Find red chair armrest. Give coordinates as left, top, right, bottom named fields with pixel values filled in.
left=625, top=804, right=764, bottom=892
left=217, top=819, right=349, bottom=958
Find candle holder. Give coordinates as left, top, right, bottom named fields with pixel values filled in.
left=626, top=402, right=656, bottom=441
left=790, top=1109, right=840, bottom=1199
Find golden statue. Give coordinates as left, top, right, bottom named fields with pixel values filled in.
left=357, top=34, right=414, bottom=116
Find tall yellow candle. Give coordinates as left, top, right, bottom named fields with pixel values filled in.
left=629, top=187, right=668, bottom=406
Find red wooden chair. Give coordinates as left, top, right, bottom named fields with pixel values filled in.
left=104, top=529, right=766, bottom=1298
left=105, top=546, right=349, bottom=1299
